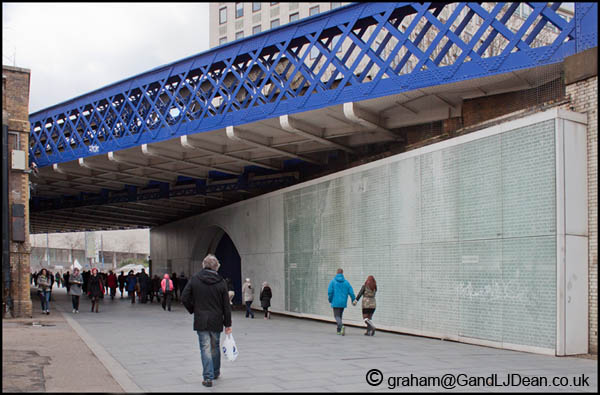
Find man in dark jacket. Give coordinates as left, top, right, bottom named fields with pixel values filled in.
left=181, top=254, right=232, bottom=388
left=139, top=269, right=150, bottom=303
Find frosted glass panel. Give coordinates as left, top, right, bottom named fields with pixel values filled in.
left=284, top=120, right=556, bottom=349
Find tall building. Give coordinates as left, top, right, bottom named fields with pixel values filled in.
left=209, top=2, right=348, bottom=48
left=209, top=3, right=574, bottom=84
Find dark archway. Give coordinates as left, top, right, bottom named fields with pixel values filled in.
left=214, top=232, right=242, bottom=305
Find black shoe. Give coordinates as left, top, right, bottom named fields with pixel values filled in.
left=202, top=380, right=212, bottom=387
left=214, top=374, right=220, bottom=380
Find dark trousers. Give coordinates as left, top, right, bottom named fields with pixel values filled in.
left=162, top=292, right=172, bottom=311
left=129, top=290, right=136, bottom=304
left=110, top=287, right=116, bottom=299
left=91, top=296, right=99, bottom=312
left=72, top=295, right=80, bottom=310
left=150, top=290, right=160, bottom=303
left=263, top=307, right=270, bottom=318
left=245, top=301, right=254, bottom=318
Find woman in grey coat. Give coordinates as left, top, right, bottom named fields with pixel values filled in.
left=354, top=275, right=377, bottom=336
left=69, top=268, right=83, bottom=313
left=37, top=268, right=51, bottom=314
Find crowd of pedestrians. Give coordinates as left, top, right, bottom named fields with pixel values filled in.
left=31, top=258, right=376, bottom=389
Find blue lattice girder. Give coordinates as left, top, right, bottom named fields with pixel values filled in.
left=29, top=2, right=597, bottom=168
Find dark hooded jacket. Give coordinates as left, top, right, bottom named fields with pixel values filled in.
left=181, top=269, right=232, bottom=332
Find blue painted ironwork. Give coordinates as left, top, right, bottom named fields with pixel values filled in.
left=30, top=174, right=298, bottom=212
left=29, top=2, right=597, bottom=168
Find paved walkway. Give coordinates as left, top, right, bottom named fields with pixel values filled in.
left=4, top=286, right=598, bottom=392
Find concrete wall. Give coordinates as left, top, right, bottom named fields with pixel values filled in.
left=559, top=47, right=598, bottom=354
left=151, top=108, right=588, bottom=355
left=151, top=195, right=287, bottom=311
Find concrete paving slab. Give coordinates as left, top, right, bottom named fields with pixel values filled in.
left=5, top=287, right=596, bottom=392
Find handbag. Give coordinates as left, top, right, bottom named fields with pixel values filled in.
left=222, top=333, right=239, bottom=362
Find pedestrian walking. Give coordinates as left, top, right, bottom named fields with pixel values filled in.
left=260, top=282, right=272, bottom=319
left=327, top=268, right=356, bottom=336
left=107, top=270, right=118, bottom=300
left=178, top=272, right=188, bottom=302
left=37, top=268, right=51, bottom=314
left=69, top=268, right=83, bottom=313
left=88, top=268, right=104, bottom=313
left=171, top=272, right=179, bottom=300
left=139, top=269, right=150, bottom=303
left=353, top=275, right=377, bottom=336
left=64, top=271, right=71, bottom=294
left=242, top=278, right=254, bottom=318
left=48, top=271, right=55, bottom=301
left=181, top=254, right=232, bottom=388
left=126, top=270, right=137, bottom=304
left=118, top=271, right=126, bottom=298
left=225, top=278, right=234, bottom=305
left=161, top=273, right=174, bottom=311
left=101, top=272, right=108, bottom=297
left=82, top=270, right=90, bottom=296
left=150, top=274, right=161, bottom=303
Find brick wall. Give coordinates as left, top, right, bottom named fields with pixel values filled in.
left=462, top=78, right=565, bottom=128
left=560, top=75, right=598, bottom=354
left=2, top=66, right=33, bottom=318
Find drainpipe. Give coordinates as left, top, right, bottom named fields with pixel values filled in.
left=2, top=124, right=12, bottom=316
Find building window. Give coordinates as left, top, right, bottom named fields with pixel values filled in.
left=331, top=35, right=342, bottom=53
left=219, top=36, right=227, bottom=45
left=253, top=25, right=262, bottom=34
left=236, top=2, right=244, bottom=18
left=331, top=2, right=342, bottom=9
left=236, top=31, right=244, bottom=40
left=309, top=7, right=321, bottom=59
left=253, top=2, right=261, bottom=12
left=289, top=12, right=299, bottom=22
left=219, top=7, right=227, bottom=24
left=271, top=18, right=280, bottom=28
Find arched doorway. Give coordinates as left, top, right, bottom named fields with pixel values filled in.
left=214, top=232, right=242, bottom=305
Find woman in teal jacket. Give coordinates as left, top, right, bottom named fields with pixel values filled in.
left=327, top=268, right=356, bottom=335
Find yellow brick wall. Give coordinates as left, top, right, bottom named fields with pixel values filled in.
left=2, top=66, right=33, bottom=318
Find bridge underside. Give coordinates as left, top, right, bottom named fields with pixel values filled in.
left=30, top=64, right=561, bottom=233
left=27, top=2, right=597, bottom=234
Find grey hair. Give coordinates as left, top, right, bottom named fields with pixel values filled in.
left=202, top=254, right=221, bottom=271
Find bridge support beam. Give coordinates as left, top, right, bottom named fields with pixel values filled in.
left=343, top=102, right=400, bottom=141
left=226, top=126, right=321, bottom=165
left=279, top=115, right=356, bottom=155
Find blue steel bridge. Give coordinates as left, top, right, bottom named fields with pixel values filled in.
left=28, top=2, right=597, bottom=233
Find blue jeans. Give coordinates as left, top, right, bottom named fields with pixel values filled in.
left=41, top=290, right=50, bottom=311
left=196, top=331, right=221, bottom=381
left=245, top=301, right=254, bottom=318
left=333, top=307, right=344, bottom=331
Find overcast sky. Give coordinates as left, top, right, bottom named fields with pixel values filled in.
left=3, top=2, right=211, bottom=113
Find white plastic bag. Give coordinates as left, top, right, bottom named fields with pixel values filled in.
left=222, top=333, right=239, bottom=362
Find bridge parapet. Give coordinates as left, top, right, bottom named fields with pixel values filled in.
left=29, top=2, right=597, bottom=168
